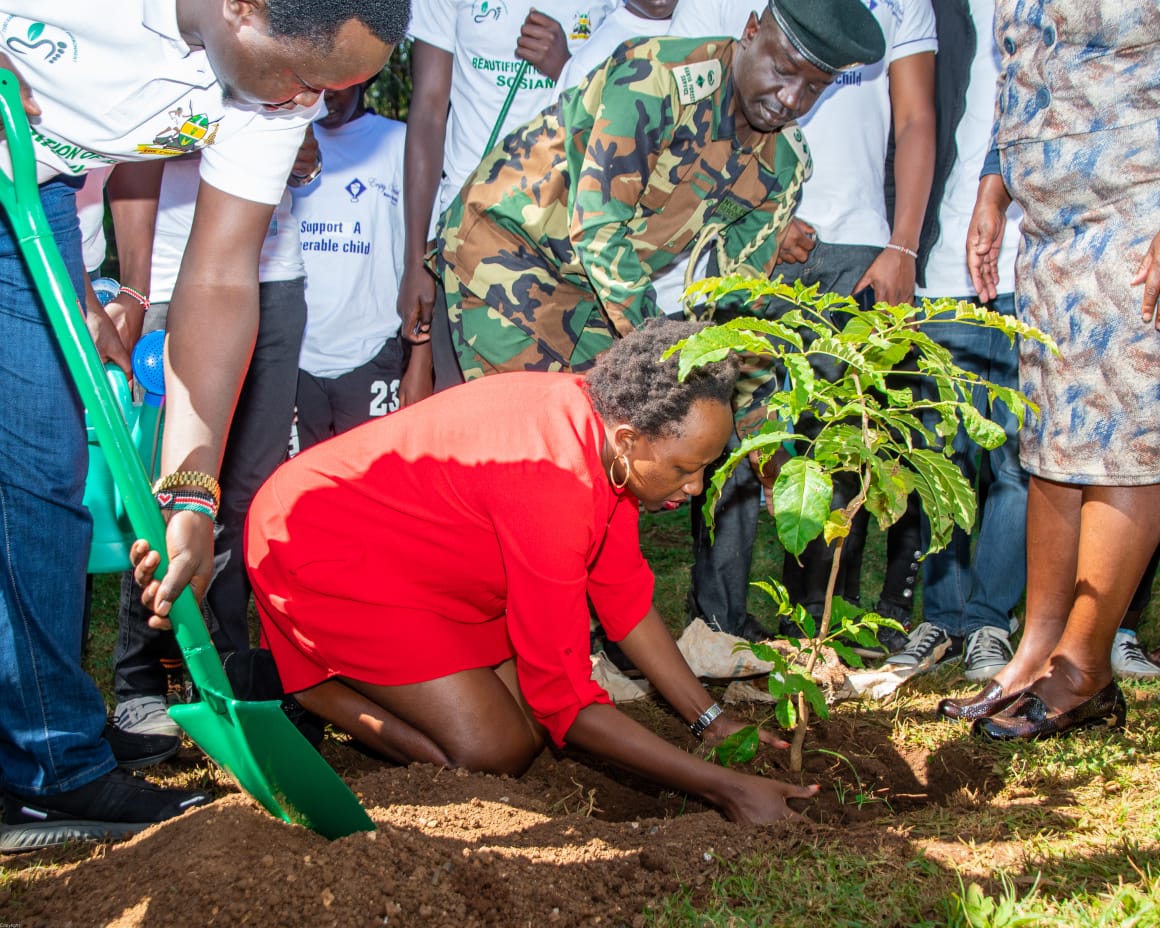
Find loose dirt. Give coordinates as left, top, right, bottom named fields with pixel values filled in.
left=1, top=700, right=1003, bottom=928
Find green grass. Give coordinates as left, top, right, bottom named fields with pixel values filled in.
left=636, top=505, right=1160, bottom=928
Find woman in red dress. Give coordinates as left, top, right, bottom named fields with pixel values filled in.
left=143, top=320, right=817, bottom=822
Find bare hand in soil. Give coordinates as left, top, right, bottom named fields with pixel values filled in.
left=702, top=713, right=789, bottom=751
left=725, top=774, right=819, bottom=824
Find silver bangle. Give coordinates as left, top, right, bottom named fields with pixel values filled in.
left=690, top=702, right=723, bottom=739
left=287, top=158, right=322, bottom=188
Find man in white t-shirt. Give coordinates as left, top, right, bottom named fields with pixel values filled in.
left=399, top=0, right=616, bottom=392
left=290, top=81, right=411, bottom=447
left=0, top=0, right=405, bottom=852
left=670, top=0, right=936, bottom=644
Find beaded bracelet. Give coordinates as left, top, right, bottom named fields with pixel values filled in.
left=153, top=471, right=222, bottom=509
left=884, top=242, right=918, bottom=260
left=155, top=487, right=218, bottom=521
left=690, top=702, right=723, bottom=739
left=117, top=285, right=150, bottom=311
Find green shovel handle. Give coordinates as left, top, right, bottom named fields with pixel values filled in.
left=0, top=70, right=232, bottom=702
left=484, top=59, right=530, bottom=154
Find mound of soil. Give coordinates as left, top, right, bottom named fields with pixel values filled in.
left=2, top=704, right=1001, bottom=927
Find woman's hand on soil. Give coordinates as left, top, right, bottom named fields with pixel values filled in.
left=724, top=774, right=819, bottom=824
left=701, top=712, right=789, bottom=751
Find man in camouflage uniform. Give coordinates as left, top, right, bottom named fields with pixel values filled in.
left=431, top=0, right=886, bottom=405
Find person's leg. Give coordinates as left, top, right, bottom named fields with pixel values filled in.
left=111, top=301, right=183, bottom=739
left=293, top=368, right=336, bottom=453
left=919, top=294, right=1027, bottom=683
left=328, top=336, right=405, bottom=436
left=294, top=659, right=546, bottom=775
left=960, top=295, right=1028, bottom=637
left=775, top=243, right=891, bottom=619
left=203, top=278, right=307, bottom=653
left=1115, top=544, right=1160, bottom=676
left=0, top=178, right=114, bottom=794
left=993, top=481, right=1160, bottom=709
left=688, top=434, right=763, bottom=638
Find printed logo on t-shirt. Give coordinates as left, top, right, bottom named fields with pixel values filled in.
left=569, top=13, right=592, bottom=41
left=472, top=0, right=507, bottom=23
left=135, top=104, right=221, bottom=157
left=346, top=178, right=367, bottom=202
left=1, top=17, right=77, bottom=65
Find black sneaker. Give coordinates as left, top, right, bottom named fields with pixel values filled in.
left=0, top=768, right=211, bottom=853
left=103, top=722, right=180, bottom=770
left=881, top=622, right=953, bottom=675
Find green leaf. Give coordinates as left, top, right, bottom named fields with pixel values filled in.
left=774, top=696, right=797, bottom=730
left=783, top=353, right=816, bottom=409
left=28, top=22, right=44, bottom=40
left=865, top=457, right=914, bottom=529
left=821, top=509, right=850, bottom=545
left=961, top=403, right=1007, bottom=449
left=771, top=457, right=832, bottom=556
left=712, top=725, right=760, bottom=767
left=828, top=638, right=864, bottom=668
left=797, top=676, right=829, bottom=719
left=910, top=448, right=975, bottom=530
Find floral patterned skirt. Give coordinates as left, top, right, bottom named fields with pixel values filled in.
left=1003, top=120, right=1160, bottom=485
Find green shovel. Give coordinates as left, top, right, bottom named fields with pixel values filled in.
left=0, top=70, right=374, bottom=840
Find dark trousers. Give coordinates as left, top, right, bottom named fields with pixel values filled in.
left=114, top=279, right=307, bottom=702
left=690, top=241, right=922, bottom=630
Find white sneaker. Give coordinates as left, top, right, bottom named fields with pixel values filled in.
left=111, top=695, right=181, bottom=738
left=882, top=622, right=952, bottom=674
left=1111, top=631, right=1160, bottom=680
left=963, top=626, right=1013, bottom=682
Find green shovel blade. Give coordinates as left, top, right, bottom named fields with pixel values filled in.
left=170, top=700, right=373, bottom=840
left=0, top=69, right=373, bottom=838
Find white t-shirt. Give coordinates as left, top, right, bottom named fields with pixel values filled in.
left=409, top=0, right=615, bottom=213
left=292, top=114, right=407, bottom=378
left=671, top=0, right=938, bottom=246
left=76, top=166, right=111, bottom=274
left=2, top=0, right=317, bottom=205
left=150, top=157, right=303, bottom=303
left=556, top=4, right=672, bottom=90
left=916, top=0, right=1021, bottom=298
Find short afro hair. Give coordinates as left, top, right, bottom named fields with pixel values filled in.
left=585, top=319, right=739, bottom=440
left=265, top=0, right=410, bottom=50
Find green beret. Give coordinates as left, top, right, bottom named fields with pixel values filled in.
left=767, top=0, right=886, bottom=73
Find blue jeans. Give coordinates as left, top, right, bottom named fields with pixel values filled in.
left=0, top=178, right=117, bottom=795
left=920, top=293, right=1028, bottom=637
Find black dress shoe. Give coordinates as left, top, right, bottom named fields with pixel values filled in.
left=102, top=723, right=180, bottom=770
left=938, top=680, right=1025, bottom=722
left=972, top=681, right=1127, bottom=742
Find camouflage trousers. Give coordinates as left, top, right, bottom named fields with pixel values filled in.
left=441, top=264, right=778, bottom=434
left=441, top=267, right=620, bottom=380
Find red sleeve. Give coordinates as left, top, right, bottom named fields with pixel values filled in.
left=490, top=467, right=618, bottom=748
left=588, top=493, right=654, bottom=642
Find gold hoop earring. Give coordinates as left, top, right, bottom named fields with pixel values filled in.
left=609, top=452, right=631, bottom=491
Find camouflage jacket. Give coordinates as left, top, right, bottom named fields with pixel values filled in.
left=435, top=36, right=811, bottom=378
